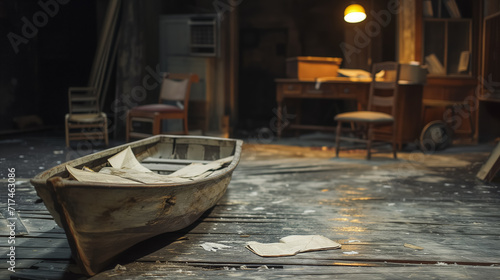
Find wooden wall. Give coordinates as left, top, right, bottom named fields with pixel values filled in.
left=0, top=0, right=98, bottom=132
left=114, top=0, right=161, bottom=139
left=236, top=0, right=397, bottom=131
left=0, top=0, right=401, bottom=138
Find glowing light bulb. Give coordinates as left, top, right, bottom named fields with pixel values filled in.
left=344, top=4, right=366, bottom=23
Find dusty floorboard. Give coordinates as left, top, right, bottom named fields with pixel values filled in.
left=1, top=142, right=500, bottom=279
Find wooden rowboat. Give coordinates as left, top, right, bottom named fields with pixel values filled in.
left=31, top=135, right=243, bottom=276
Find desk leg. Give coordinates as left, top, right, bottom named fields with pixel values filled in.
left=294, top=99, right=302, bottom=137
left=277, top=101, right=283, bottom=138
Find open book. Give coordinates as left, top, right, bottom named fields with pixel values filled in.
left=458, top=51, right=470, bottom=73
left=425, top=54, right=446, bottom=75
left=246, top=235, right=341, bottom=257
left=444, top=0, right=461, bottom=18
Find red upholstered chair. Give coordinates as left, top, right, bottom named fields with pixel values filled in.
left=334, top=62, right=401, bottom=160
left=126, top=73, right=199, bottom=142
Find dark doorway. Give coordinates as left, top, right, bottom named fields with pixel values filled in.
left=238, top=28, right=288, bottom=130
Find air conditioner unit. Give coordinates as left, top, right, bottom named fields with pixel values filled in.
left=159, top=14, right=219, bottom=57
left=189, top=16, right=218, bottom=56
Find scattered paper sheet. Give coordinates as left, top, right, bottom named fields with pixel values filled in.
left=315, top=69, right=385, bottom=89
left=200, top=242, right=232, bottom=252
left=108, top=146, right=152, bottom=172
left=337, top=68, right=372, bottom=78
left=99, top=167, right=190, bottom=184
left=169, top=156, right=234, bottom=179
left=67, top=147, right=233, bottom=184
left=66, top=165, right=141, bottom=184
left=246, top=235, right=341, bottom=257
left=404, top=243, right=424, bottom=250
left=343, top=251, right=359, bottom=255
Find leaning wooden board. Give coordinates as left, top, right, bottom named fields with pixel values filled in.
left=477, top=141, right=500, bottom=181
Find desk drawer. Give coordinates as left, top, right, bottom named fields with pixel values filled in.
left=303, top=84, right=325, bottom=94
left=299, top=84, right=359, bottom=95
left=283, top=83, right=302, bottom=94
left=320, top=83, right=366, bottom=98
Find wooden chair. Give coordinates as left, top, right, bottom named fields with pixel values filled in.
left=126, top=73, right=199, bottom=141
left=65, top=87, right=109, bottom=147
left=334, top=62, right=401, bottom=160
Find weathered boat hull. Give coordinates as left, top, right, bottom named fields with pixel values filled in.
left=31, top=135, right=242, bottom=275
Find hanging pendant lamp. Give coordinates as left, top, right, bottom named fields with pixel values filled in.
left=344, top=4, right=366, bottom=23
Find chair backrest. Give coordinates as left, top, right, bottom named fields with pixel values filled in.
left=68, top=87, right=101, bottom=115
left=159, top=73, right=200, bottom=103
left=367, top=62, right=400, bottom=117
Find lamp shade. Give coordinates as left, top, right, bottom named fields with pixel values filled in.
left=344, top=4, right=366, bottom=23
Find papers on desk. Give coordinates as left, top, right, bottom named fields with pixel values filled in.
left=337, top=68, right=372, bottom=78
left=314, top=69, right=384, bottom=89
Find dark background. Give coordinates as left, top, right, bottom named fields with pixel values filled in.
left=0, top=0, right=396, bottom=136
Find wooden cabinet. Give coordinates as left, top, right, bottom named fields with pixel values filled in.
left=478, top=10, right=500, bottom=141
left=421, top=77, right=477, bottom=138
left=416, top=0, right=482, bottom=141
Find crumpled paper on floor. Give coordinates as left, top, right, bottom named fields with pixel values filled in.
left=200, top=242, right=232, bottom=252
left=246, top=235, right=341, bottom=257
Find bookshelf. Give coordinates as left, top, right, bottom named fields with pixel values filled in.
left=477, top=10, right=500, bottom=142
left=416, top=0, right=482, bottom=142
left=481, top=10, right=500, bottom=101
left=422, top=0, right=473, bottom=77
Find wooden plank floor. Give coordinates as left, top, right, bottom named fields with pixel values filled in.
left=1, top=142, right=500, bottom=279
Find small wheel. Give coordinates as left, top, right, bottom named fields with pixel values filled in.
left=420, top=120, right=453, bottom=152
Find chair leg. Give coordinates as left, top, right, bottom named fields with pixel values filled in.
left=153, top=114, right=161, bottom=135
left=466, top=104, right=475, bottom=141
left=392, top=134, right=398, bottom=159
left=104, top=117, right=109, bottom=146
left=392, top=124, right=398, bottom=159
left=183, top=116, right=188, bottom=135
left=65, top=116, right=70, bottom=147
left=366, top=125, right=373, bottom=160
left=335, top=121, right=342, bottom=157
left=392, top=141, right=397, bottom=159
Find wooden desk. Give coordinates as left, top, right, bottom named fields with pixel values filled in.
left=275, top=78, right=424, bottom=148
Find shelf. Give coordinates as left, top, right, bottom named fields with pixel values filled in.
left=479, top=96, right=500, bottom=103
left=422, top=1, right=473, bottom=77
left=422, top=0, right=472, bottom=19
left=426, top=73, right=473, bottom=78
left=190, top=44, right=216, bottom=47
